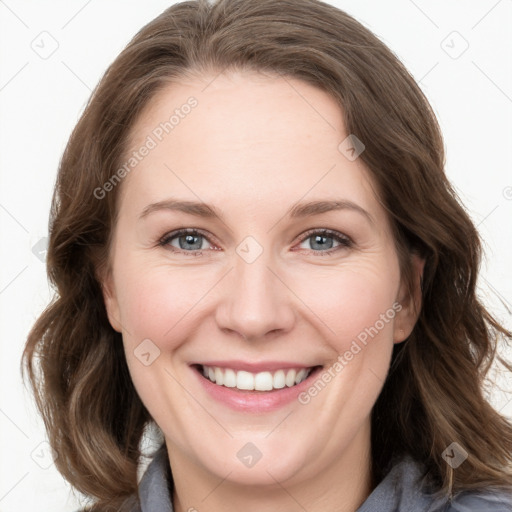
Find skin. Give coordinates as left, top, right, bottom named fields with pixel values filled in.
left=101, top=69, right=424, bottom=512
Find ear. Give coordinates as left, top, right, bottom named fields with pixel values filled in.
left=98, top=267, right=123, bottom=333
left=393, top=252, right=425, bottom=344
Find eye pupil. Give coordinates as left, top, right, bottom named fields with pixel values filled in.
left=180, top=234, right=202, bottom=250
left=310, top=234, right=334, bottom=251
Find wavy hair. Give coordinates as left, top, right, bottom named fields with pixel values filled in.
left=22, top=0, right=512, bottom=510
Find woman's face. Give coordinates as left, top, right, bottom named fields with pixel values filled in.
left=102, top=70, right=421, bottom=487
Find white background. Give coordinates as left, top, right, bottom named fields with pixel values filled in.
left=1, top=1, right=511, bottom=510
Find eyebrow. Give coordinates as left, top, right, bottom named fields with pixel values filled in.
left=139, top=198, right=373, bottom=224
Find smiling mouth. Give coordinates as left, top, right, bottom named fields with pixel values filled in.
left=193, top=364, right=322, bottom=392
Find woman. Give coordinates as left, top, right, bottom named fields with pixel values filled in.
left=22, top=0, right=512, bottom=511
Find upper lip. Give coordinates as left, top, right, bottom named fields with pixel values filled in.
left=191, top=360, right=319, bottom=373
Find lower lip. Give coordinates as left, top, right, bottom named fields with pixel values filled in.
left=192, top=365, right=323, bottom=413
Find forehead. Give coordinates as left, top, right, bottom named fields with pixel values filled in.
left=118, top=70, right=382, bottom=224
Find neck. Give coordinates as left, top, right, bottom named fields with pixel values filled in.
left=167, top=420, right=374, bottom=512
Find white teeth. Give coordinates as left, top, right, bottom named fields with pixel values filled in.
left=200, top=365, right=313, bottom=391
left=285, top=370, right=296, bottom=387
left=254, top=371, right=273, bottom=391
left=237, top=371, right=254, bottom=390
left=214, top=367, right=224, bottom=386
left=273, top=370, right=286, bottom=389
left=223, top=368, right=237, bottom=388
left=295, top=369, right=307, bottom=384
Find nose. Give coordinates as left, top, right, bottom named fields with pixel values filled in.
left=214, top=246, right=295, bottom=342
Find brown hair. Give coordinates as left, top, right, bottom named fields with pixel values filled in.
left=22, top=0, right=512, bottom=510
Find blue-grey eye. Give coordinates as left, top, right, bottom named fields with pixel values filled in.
left=298, top=230, right=350, bottom=252
left=301, top=234, right=334, bottom=251
left=308, top=234, right=335, bottom=250
left=171, top=232, right=206, bottom=251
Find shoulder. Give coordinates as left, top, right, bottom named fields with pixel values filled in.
left=359, top=453, right=512, bottom=512
left=73, top=493, right=140, bottom=512
left=71, top=447, right=168, bottom=512
left=443, top=488, right=512, bottom=511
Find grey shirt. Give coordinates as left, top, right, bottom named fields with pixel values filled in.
left=121, top=444, right=512, bottom=511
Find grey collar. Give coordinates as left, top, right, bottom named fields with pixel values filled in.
left=132, top=444, right=512, bottom=512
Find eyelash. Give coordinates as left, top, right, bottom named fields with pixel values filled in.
left=157, top=228, right=353, bottom=256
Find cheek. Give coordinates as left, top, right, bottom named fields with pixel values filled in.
left=290, top=260, right=400, bottom=351
left=114, top=259, right=218, bottom=343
